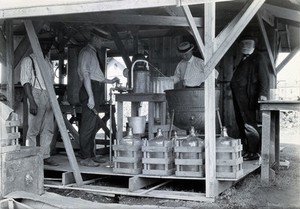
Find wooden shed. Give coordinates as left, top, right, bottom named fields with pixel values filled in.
left=0, top=0, right=300, bottom=202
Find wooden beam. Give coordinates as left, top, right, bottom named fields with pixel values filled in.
left=257, top=12, right=276, bottom=75
left=204, top=2, right=218, bottom=198
left=205, top=0, right=265, bottom=79
left=128, top=176, right=160, bottom=192
left=263, top=3, right=300, bottom=23
left=24, top=20, right=83, bottom=186
left=109, top=25, right=132, bottom=69
left=13, top=21, right=44, bottom=69
left=276, top=46, right=300, bottom=74
left=182, top=5, right=206, bottom=60
left=37, top=13, right=203, bottom=27
left=181, top=0, right=240, bottom=5
left=258, top=8, right=275, bottom=27
left=164, top=6, right=185, bottom=16
left=0, top=0, right=209, bottom=20
left=5, top=20, right=14, bottom=108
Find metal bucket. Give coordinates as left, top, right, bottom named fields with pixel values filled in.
left=165, top=88, right=220, bottom=132
left=128, top=116, right=146, bottom=134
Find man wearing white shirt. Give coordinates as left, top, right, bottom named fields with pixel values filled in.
left=20, top=48, right=57, bottom=166
left=171, top=41, right=218, bottom=88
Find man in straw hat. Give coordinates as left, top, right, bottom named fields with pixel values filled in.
left=170, top=41, right=218, bottom=88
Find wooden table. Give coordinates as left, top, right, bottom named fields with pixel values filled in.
left=115, top=93, right=167, bottom=140
left=259, top=100, right=300, bottom=186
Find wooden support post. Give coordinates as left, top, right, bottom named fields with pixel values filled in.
left=24, top=20, right=83, bottom=186
left=261, top=111, right=272, bottom=186
left=62, top=172, right=76, bottom=186
left=204, top=2, right=218, bottom=198
left=128, top=176, right=160, bottom=192
left=5, top=20, right=14, bottom=108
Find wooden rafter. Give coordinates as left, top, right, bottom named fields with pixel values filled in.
left=258, top=8, right=275, bottom=27
left=164, top=6, right=196, bottom=37
left=182, top=5, right=206, bottom=60
left=0, top=0, right=239, bottom=19
left=37, top=14, right=203, bottom=28
left=263, top=3, right=300, bottom=23
left=24, top=20, right=83, bottom=186
left=13, top=22, right=44, bottom=69
left=257, top=12, right=276, bottom=74
left=109, top=25, right=132, bottom=70
left=205, top=0, right=265, bottom=79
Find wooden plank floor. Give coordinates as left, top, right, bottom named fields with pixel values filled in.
left=44, top=153, right=260, bottom=202
left=45, top=153, right=260, bottom=180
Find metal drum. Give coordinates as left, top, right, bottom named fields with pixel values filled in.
left=165, top=88, right=220, bottom=132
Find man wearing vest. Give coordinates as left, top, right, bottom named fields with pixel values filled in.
left=77, top=34, right=119, bottom=167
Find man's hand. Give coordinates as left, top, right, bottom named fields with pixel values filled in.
left=112, top=77, right=120, bottom=84
left=87, top=96, right=95, bottom=109
left=259, top=95, right=267, bottom=101
left=29, top=101, right=38, bottom=115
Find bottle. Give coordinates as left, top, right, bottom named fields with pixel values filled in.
left=216, top=126, right=238, bottom=172
left=119, top=127, right=142, bottom=169
left=217, top=126, right=233, bottom=146
left=181, top=126, right=204, bottom=172
left=148, top=128, right=173, bottom=170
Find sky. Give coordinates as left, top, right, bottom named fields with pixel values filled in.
left=277, top=51, right=300, bottom=83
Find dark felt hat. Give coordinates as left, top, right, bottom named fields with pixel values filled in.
left=239, top=35, right=257, bottom=43
left=177, top=41, right=194, bottom=54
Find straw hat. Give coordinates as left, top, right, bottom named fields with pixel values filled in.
left=177, top=41, right=194, bottom=54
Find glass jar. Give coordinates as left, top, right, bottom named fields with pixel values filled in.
left=181, top=126, right=204, bottom=172
left=216, top=126, right=238, bottom=172
left=148, top=128, right=173, bottom=170
left=119, top=127, right=142, bottom=168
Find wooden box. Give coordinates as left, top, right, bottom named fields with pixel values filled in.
left=216, top=139, right=243, bottom=179
left=142, top=140, right=175, bottom=176
left=174, top=141, right=205, bottom=177
left=1, top=112, right=21, bottom=153
left=0, top=147, right=44, bottom=198
left=113, top=140, right=142, bottom=174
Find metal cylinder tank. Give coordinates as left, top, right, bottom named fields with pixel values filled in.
left=165, top=88, right=220, bottom=132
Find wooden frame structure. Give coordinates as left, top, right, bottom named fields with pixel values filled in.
left=1, top=0, right=300, bottom=201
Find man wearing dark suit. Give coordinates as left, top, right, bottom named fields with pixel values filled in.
left=230, top=36, right=270, bottom=161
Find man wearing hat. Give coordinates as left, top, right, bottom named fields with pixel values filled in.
left=230, top=36, right=270, bottom=161
left=77, top=34, right=120, bottom=167
left=171, top=41, right=218, bottom=88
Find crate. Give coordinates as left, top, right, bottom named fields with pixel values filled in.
left=216, top=139, right=243, bottom=179
left=174, top=140, right=205, bottom=177
left=113, top=139, right=142, bottom=174
left=0, top=147, right=44, bottom=198
left=1, top=113, right=21, bottom=153
left=142, top=140, right=175, bottom=176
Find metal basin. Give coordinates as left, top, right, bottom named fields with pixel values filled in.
left=165, top=88, right=220, bottom=132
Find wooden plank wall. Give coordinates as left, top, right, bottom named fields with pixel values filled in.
left=149, top=36, right=181, bottom=77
